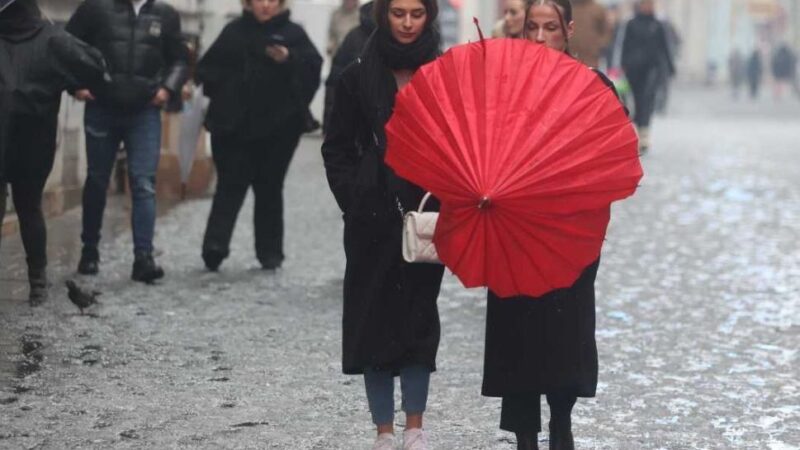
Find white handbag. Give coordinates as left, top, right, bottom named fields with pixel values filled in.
left=402, top=192, right=442, bottom=264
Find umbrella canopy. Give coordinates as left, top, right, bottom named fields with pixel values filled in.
left=385, top=38, right=643, bottom=298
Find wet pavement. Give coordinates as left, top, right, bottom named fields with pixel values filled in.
left=1, top=85, right=799, bottom=449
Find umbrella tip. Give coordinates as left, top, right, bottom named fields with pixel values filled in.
left=473, top=17, right=486, bottom=44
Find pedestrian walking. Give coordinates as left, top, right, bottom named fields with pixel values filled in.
left=0, top=0, right=106, bottom=306
left=482, top=2, right=626, bottom=449
left=729, top=48, right=746, bottom=100
left=323, top=0, right=374, bottom=135
left=569, top=0, right=610, bottom=68
left=746, top=48, right=763, bottom=100
left=327, top=0, right=361, bottom=58
left=770, top=43, right=798, bottom=101
left=620, top=0, right=674, bottom=153
left=321, top=0, right=444, bottom=448
left=66, top=0, right=190, bottom=283
left=196, top=0, right=322, bottom=271
left=493, top=0, right=527, bottom=39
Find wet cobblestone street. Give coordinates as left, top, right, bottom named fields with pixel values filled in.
left=1, top=86, right=799, bottom=449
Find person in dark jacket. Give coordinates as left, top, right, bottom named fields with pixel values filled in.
left=620, top=0, right=674, bottom=153
left=65, top=0, right=189, bottom=283
left=0, top=0, right=106, bottom=305
left=483, top=2, right=623, bottom=450
left=746, top=48, right=763, bottom=100
left=322, top=0, right=444, bottom=448
left=196, top=0, right=321, bottom=271
left=771, top=43, right=798, bottom=100
left=323, top=0, right=374, bottom=136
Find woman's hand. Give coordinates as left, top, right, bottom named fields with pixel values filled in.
left=266, top=45, right=290, bottom=63
left=151, top=88, right=171, bottom=107
left=74, top=89, right=96, bottom=102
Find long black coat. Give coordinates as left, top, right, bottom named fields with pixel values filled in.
left=482, top=72, right=622, bottom=398
left=322, top=1, right=374, bottom=134
left=321, top=40, right=445, bottom=375
left=197, top=10, right=322, bottom=141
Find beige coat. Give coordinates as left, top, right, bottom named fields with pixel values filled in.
left=327, top=6, right=360, bottom=56
left=570, top=0, right=611, bottom=67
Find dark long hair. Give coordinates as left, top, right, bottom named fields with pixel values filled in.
left=524, top=0, right=573, bottom=53
left=373, top=0, right=439, bottom=33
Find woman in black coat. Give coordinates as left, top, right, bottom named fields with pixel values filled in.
left=321, top=0, right=444, bottom=448
left=196, top=0, right=322, bottom=271
left=484, top=2, right=622, bottom=449
left=0, top=0, right=106, bottom=306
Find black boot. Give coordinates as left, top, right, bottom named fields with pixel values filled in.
left=77, top=246, right=99, bottom=275
left=547, top=395, right=576, bottom=450
left=201, top=246, right=228, bottom=272
left=28, top=266, right=49, bottom=307
left=258, top=254, right=283, bottom=271
left=515, top=432, right=539, bottom=450
left=131, top=251, right=165, bottom=284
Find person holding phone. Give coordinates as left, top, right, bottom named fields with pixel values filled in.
left=196, top=0, right=322, bottom=271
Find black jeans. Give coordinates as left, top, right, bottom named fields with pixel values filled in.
left=500, top=393, right=577, bottom=434
left=627, top=68, right=661, bottom=129
left=203, top=130, right=301, bottom=264
left=0, top=114, right=58, bottom=274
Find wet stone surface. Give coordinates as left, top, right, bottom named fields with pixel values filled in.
left=1, top=86, right=799, bottom=449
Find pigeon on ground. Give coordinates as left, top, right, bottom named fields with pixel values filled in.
left=65, top=280, right=101, bottom=315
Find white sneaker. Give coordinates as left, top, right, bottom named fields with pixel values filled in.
left=371, top=433, right=395, bottom=450
left=403, top=428, right=428, bottom=450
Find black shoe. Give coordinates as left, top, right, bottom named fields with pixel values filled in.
left=259, top=255, right=283, bottom=271
left=28, top=268, right=49, bottom=307
left=515, top=433, right=539, bottom=450
left=77, top=246, right=99, bottom=275
left=548, top=422, right=574, bottom=450
left=132, top=252, right=165, bottom=284
left=202, top=249, right=227, bottom=272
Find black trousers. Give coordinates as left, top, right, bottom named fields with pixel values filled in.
left=0, top=114, right=58, bottom=274
left=500, top=392, right=577, bottom=434
left=627, top=68, right=661, bottom=129
left=202, top=129, right=302, bottom=263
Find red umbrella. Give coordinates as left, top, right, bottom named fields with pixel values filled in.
left=385, top=38, right=643, bottom=298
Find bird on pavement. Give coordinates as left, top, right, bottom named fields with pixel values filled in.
left=65, top=280, right=101, bottom=315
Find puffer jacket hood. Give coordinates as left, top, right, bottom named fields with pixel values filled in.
left=0, top=0, right=43, bottom=42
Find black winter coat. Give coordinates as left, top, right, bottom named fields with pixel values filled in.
left=323, top=2, right=374, bottom=135
left=621, top=13, right=675, bottom=77
left=65, top=0, right=188, bottom=110
left=482, top=72, right=621, bottom=399
left=0, top=0, right=106, bottom=182
left=196, top=10, right=322, bottom=140
left=321, top=35, right=445, bottom=375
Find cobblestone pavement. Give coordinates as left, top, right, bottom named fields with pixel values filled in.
left=1, top=86, right=799, bottom=449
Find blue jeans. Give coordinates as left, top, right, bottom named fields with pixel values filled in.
left=81, top=103, right=161, bottom=253
left=364, top=365, right=431, bottom=426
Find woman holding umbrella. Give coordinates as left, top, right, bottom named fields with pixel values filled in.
left=483, top=1, right=620, bottom=449
left=321, top=0, right=444, bottom=449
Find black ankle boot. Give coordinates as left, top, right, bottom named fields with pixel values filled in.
left=202, top=247, right=227, bottom=272
left=132, top=251, right=165, bottom=284
left=77, top=246, right=100, bottom=275
left=28, top=267, right=49, bottom=307
left=516, top=432, right=539, bottom=450
left=548, top=418, right=574, bottom=450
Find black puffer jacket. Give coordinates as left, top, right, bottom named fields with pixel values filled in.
left=621, top=13, right=675, bottom=76
left=196, top=10, right=322, bottom=140
left=65, top=0, right=188, bottom=110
